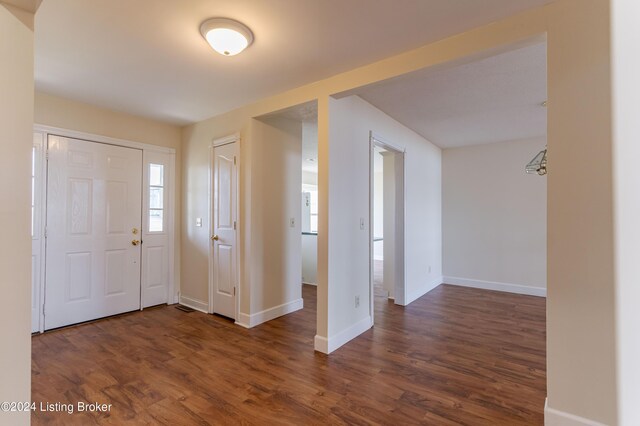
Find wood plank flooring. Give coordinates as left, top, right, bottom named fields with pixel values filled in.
left=32, top=274, right=546, bottom=425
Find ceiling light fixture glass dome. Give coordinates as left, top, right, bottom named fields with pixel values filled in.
left=200, top=18, right=254, bottom=56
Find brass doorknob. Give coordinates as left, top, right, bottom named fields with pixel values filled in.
left=131, top=239, right=141, bottom=246
left=211, top=235, right=219, bottom=241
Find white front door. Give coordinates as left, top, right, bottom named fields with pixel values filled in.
left=211, top=141, right=237, bottom=319
left=44, top=136, right=143, bottom=330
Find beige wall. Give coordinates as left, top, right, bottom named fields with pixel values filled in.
left=546, top=1, right=617, bottom=424
left=34, top=92, right=183, bottom=297
left=0, top=4, right=33, bottom=425
left=247, top=117, right=302, bottom=316
left=443, top=138, right=547, bottom=292
left=180, top=2, right=628, bottom=422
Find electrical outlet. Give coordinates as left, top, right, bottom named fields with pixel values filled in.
left=355, top=296, right=360, bottom=308
left=360, top=217, right=365, bottom=230
left=290, top=217, right=295, bottom=228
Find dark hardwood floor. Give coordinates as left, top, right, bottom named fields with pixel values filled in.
left=32, top=269, right=546, bottom=425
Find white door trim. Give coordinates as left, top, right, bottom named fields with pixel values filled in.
left=34, top=124, right=176, bottom=154
left=33, top=132, right=47, bottom=333
left=33, top=125, right=177, bottom=333
left=369, top=131, right=407, bottom=323
left=209, top=134, right=241, bottom=321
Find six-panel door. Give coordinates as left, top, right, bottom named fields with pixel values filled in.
left=44, top=136, right=143, bottom=330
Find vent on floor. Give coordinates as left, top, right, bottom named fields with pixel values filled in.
left=175, top=305, right=195, bottom=313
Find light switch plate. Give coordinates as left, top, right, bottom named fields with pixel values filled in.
left=196, top=218, right=202, bottom=227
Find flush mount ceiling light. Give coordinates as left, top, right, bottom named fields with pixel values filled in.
left=200, top=18, right=254, bottom=56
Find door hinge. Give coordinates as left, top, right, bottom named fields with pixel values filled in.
left=45, top=150, right=49, bottom=161
left=233, top=221, right=237, bottom=230
left=233, top=156, right=237, bottom=165
left=44, top=227, right=47, bottom=238
left=233, top=287, right=236, bottom=296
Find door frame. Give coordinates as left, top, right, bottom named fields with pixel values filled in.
left=369, top=131, right=406, bottom=324
left=208, top=134, right=241, bottom=321
left=33, top=124, right=177, bottom=333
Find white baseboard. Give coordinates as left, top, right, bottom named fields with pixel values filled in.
left=314, top=315, right=373, bottom=354
left=544, top=398, right=607, bottom=426
left=179, top=296, right=208, bottom=313
left=443, top=276, right=547, bottom=297
left=404, top=276, right=443, bottom=305
left=235, top=298, right=304, bottom=328
left=314, top=335, right=329, bottom=354
left=235, top=313, right=251, bottom=329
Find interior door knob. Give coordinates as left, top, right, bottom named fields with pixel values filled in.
left=211, top=235, right=219, bottom=241
left=131, top=239, right=141, bottom=246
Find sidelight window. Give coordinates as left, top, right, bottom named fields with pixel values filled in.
left=149, top=163, right=165, bottom=232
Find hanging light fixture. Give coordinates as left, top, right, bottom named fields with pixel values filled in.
left=200, top=18, right=254, bottom=56
left=525, top=147, right=547, bottom=176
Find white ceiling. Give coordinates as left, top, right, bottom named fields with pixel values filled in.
left=301, top=121, right=318, bottom=174
left=35, top=0, right=553, bottom=125
left=355, top=43, right=548, bottom=148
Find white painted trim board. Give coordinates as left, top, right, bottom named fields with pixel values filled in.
left=179, top=296, right=209, bottom=314
left=314, top=315, right=373, bottom=354
left=443, top=276, right=547, bottom=297
left=236, top=298, right=304, bottom=328
left=544, top=398, right=607, bottom=426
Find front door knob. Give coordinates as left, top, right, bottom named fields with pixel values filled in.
left=211, top=235, right=219, bottom=241
left=132, top=239, right=141, bottom=246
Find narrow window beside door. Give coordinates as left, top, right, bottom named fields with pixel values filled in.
left=149, top=163, right=165, bottom=233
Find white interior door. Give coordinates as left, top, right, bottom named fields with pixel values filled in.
left=31, top=132, right=45, bottom=333
left=211, top=141, right=237, bottom=319
left=44, top=136, right=143, bottom=330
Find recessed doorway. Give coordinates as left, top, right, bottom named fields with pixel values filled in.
left=369, top=132, right=405, bottom=322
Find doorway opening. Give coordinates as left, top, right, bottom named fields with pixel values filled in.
left=370, top=132, right=405, bottom=323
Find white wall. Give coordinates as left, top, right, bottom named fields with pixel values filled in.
left=442, top=138, right=547, bottom=296
left=373, top=169, right=383, bottom=260
left=0, top=4, right=33, bottom=425
left=302, top=234, right=317, bottom=285
left=612, top=1, right=640, bottom=424
left=322, top=95, right=442, bottom=352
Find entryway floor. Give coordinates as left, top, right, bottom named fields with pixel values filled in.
left=32, top=279, right=546, bottom=425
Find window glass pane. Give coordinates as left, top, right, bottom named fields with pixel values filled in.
left=31, top=206, right=34, bottom=237
left=149, top=209, right=164, bottom=232
left=32, top=177, right=35, bottom=206
left=150, top=164, right=164, bottom=187
left=32, top=147, right=36, bottom=175
left=150, top=187, right=164, bottom=209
